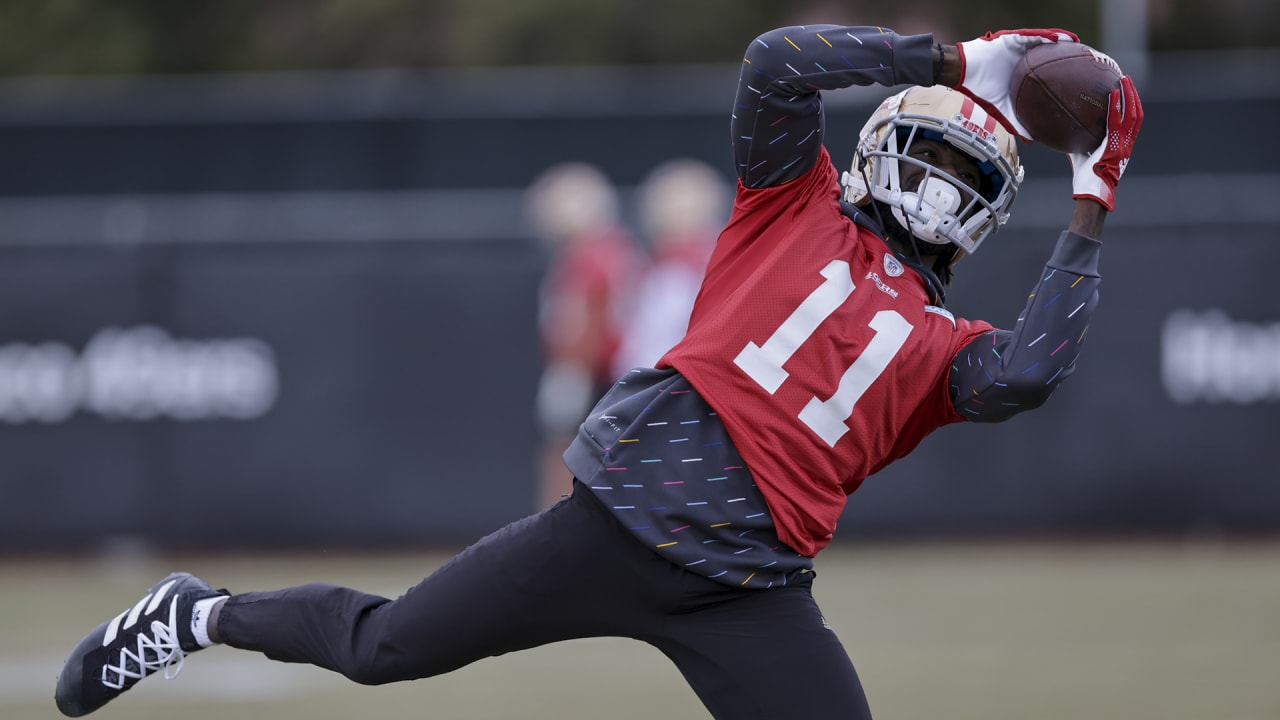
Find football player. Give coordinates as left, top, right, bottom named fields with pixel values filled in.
left=56, top=23, right=1142, bottom=720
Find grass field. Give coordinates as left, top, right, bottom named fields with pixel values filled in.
left=4, top=538, right=1278, bottom=720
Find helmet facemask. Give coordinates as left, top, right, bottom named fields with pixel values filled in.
left=842, top=85, right=1024, bottom=258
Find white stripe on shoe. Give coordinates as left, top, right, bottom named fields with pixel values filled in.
left=102, top=578, right=180, bottom=647
left=102, top=609, right=128, bottom=646
left=122, top=594, right=152, bottom=631
left=144, top=580, right=178, bottom=615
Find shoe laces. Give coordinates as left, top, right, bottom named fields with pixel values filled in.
left=101, top=597, right=186, bottom=690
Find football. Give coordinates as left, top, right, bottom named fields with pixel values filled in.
left=1009, top=42, right=1122, bottom=153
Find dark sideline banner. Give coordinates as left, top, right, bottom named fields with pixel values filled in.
left=0, top=239, right=545, bottom=551
left=2, top=223, right=1278, bottom=551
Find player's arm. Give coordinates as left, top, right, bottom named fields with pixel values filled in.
left=733, top=26, right=935, bottom=189
left=950, top=76, right=1142, bottom=422
left=732, top=25, right=1086, bottom=189
left=949, top=231, right=1100, bottom=422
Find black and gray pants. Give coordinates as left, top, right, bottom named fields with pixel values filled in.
left=216, top=483, right=872, bottom=719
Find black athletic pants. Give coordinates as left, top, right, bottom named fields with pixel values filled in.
left=216, top=483, right=872, bottom=719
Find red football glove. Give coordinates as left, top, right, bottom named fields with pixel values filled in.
left=1070, top=75, right=1144, bottom=211
left=956, top=28, right=1080, bottom=142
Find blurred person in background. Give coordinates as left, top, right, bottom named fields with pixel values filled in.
left=55, top=21, right=1141, bottom=720
left=610, top=158, right=728, bottom=378
left=524, top=162, right=643, bottom=509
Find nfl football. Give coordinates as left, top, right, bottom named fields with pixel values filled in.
left=1009, top=42, right=1122, bottom=153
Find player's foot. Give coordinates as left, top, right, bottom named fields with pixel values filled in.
left=54, top=572, right=224, bottom=717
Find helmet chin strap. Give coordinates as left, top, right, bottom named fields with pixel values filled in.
left=895, top=211, right=950, bottom=306
left=847, top=162, right=952, bottom=304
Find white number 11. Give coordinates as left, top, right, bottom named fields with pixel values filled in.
left=733, top=259, right=913, bottom=447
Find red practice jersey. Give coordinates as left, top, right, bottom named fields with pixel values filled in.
left=660, top=149, right=994, bottom=556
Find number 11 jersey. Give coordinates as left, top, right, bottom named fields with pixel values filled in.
left=659, top=148, right=995, bottom=557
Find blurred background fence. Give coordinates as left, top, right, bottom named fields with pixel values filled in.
left=1, top=1, right=1278, bottom=552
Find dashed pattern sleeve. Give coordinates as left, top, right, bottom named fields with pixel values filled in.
left=732, top=25, right=935, bottom=189
left=951, top=231, right=1103, bottom=422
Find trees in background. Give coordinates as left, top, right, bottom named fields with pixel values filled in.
left=0, top=0, right=1273, bottom=76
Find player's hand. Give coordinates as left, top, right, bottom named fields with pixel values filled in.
left=1069, top=75, right=1143, bottom=211
left=956, top=29, right=1080, bottom=142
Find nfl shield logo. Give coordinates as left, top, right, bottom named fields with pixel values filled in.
left=883, top=254, right=904, bottom=278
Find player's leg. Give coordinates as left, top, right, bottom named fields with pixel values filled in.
left=54, top=487, right=625, bottom=716
left=214, top=491, right=611, bottom=682
left=650, top=575, right=873, bottom=720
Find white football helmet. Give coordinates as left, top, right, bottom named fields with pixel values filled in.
left=842, top=85, right=1024, bottom=256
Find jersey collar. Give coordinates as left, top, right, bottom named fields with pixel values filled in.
left=839, top=200, right=948, bottom=307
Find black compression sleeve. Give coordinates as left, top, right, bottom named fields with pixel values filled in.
left=950, top=231, right=1102, bottom=422
left=732, top=26, right=935, bottom=189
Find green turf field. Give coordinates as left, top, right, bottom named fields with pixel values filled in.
left=5, top=539, right=1278, bottom=720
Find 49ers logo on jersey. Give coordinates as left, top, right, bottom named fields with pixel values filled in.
left=733, top=259, right=915, bottom=447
